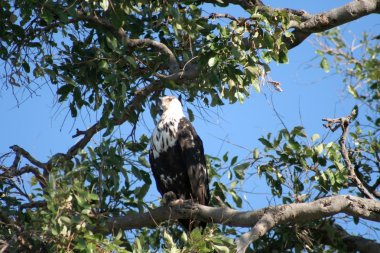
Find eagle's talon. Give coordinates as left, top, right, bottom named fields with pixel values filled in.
left=168, top=198, right=184, bottom=207
left=162, top=191, right=177, bottom=206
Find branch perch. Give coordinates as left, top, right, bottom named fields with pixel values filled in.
left=98, top=195, right=380, bottom=252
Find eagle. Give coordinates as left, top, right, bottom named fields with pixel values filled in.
left=149, top=96, right=210, bottom=230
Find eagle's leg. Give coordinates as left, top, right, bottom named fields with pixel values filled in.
left=162, top=191, right=184, bottom=207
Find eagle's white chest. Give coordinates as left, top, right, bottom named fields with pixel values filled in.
left=151, top=115, right=181, bottom=159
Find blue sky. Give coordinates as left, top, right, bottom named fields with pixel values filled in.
left=1, top=0, right=379, bottom=240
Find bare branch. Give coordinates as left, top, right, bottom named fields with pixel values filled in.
left=100, top=195, right=380, bottom=250
left=235, top=195, right=380, bottom=253
left=9, top=145, right=47, bottom=169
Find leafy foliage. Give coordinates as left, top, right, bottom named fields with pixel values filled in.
left=0, top=1, right=379, bottom=253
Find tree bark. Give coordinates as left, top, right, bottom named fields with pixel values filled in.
left=99, top=195, right=380, bottom=252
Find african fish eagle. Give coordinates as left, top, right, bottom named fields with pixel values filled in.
left=149, top=96, right=210, bottom=230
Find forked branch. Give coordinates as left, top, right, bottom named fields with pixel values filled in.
left=323, top=109, right=376, bottom=200
left=99, top=195, right=380, bottom=252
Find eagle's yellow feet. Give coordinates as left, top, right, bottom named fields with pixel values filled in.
left=162, top=191, right=180, bottom=206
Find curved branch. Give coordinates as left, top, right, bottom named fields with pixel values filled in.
left=9, top=145, right=47, bottom=169
left=67, top=82, right=163, bottom=157
left=101, top=195, right=380, bottom=249
left=209, top=0, right=380, bottom=49
left=76, top=11, right=179, bottom=73
left=235, top=195, right=380, bottom=252
left=315, top=223, right=380, bottom=253
left=286, top=0, right=380, bottom=49
left=323, top=111, right=377, bottom=200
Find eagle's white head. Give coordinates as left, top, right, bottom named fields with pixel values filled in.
left=151, top=96, right=185, bottom=158
left=159, top=96, right=185, bottom=118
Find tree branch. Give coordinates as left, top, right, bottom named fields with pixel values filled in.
left=209, top=0, right=380, bottom=49
left=9, top=145, right=47, bottom=169
left=314, top=223, right=380, bottom=253
left=281, top=0, right=380, bottom=49
left=68, top=82, right=163, bottom=157
left=235, top=195, right=380, bottom=253
left=99, top=195, right=380, bottom=251
left=76, top=11, right=179, bottom=74
left=323, top=110, right=377, bottom=200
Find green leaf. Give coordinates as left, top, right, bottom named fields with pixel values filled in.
left=253, top=148, right=260, bottom=159
left=208, top=57, right=218, bottom=67
left=106, top=36, right=118, bottom=50
left=98, top=60, right=109, bottom=70
left=311, top=133, right=320, bottom=142
left=163, top=230, right=175, bottom=247
left=213, top=245, right=230, bottom=253
left=59, top=216, right=72, bottom=225
left=351, top=105, right=359, bottom=121
left=278, top=50, right=288, bottom=63
left=88, top=193, right=99, bottom=201
left=187, top=108, right=195, bottom=122
left=320, top=57, right=330, bottom=72
left=259, top=138, right=273, bottom=149
left=100, top=0, right=109, bottom=11
left=314, top=144, right=324, bottom=155
left=135, top=183, right=150, bottom=199
left=138, top=156, right=150, bottom=168
left=348, top=85, right=359, bottom=98
left=230, top=156, right=238, bottom=166
left=22, top=62, right=30, bottom=73
left=291, top=126, right=307, bottom=137
left=222, top=152, right=228, bottom=162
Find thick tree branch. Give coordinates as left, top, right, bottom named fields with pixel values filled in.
left=314, top=223, right=380, bottom=253
left=100, top=195, right=380, bottom=251
left=235, top=195, right=380, bottom=253
left=286, top=0, right=380, bottom=48
left=209, top=0, right=380, bottom=49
